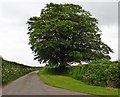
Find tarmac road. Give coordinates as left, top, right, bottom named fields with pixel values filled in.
left=2, top=71, right=98, bottom=96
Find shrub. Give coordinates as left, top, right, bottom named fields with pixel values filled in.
left=68, top=59, right=120, bottom=88
left=2, top=59, right=34, bottom=85
left=41, top=66, right=68, bottom=75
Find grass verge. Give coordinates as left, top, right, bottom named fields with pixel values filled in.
left=38, top=72, right=119, bottom=97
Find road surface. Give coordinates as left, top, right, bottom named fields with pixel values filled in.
left=2, top=71, right=98, bottom=96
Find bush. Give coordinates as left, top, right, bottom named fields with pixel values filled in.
left=41, top=66, right=68, bottom=75
left=2, top=59, right=34, bottom=85
left=68, top=59, right=120, bottom=88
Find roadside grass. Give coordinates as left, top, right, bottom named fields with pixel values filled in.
left=38, top=72, right=119, bottom=97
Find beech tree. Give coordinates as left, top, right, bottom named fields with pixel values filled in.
left=27, top=3, right=113, bottom=68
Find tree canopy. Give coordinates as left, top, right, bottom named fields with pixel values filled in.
left=27, top=3, right=113, bottom=68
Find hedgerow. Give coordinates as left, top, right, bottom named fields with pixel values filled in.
left=68, top=59, right=120, bottom=88
left=2, top=59, right=34, bottom=85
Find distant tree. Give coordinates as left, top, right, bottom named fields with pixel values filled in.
left=27, top=3, right=113, bottom=68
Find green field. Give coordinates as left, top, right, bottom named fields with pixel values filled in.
left=39, top=72, right=119, bottom=97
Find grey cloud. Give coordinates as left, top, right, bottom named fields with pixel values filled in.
left=1, top=1, right=118, bottom=26
left=1, top=2, right=44, bottom=19
left=0, top=1, right=45, bottom=31
left=118, top=1, right=120, bottom=60
left=78, top=2, right=118, bottom=26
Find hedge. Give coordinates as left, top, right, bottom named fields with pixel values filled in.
left=2, top=59, right=34, bottom=85
left=68, top=59, right=120, bottom=88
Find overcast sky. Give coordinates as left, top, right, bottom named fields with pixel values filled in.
left=0, top=0, right=118, bottom=66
